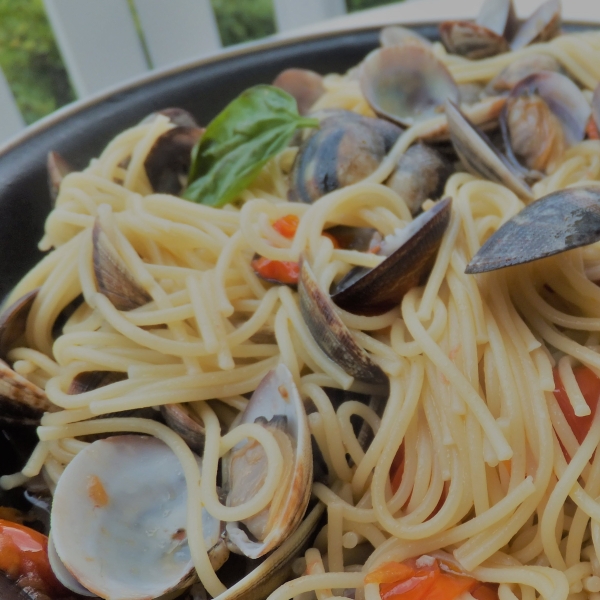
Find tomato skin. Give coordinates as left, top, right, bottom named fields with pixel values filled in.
left=272, top=215, right=300, bottom=238
left=367, top=557, right=495, bottom=600
left=553, top=366, right=600, bottom=445
left=0, top=519, right=70, bottom=598
left=587, top=117, right=600, bottom=140
left=251, top=256, right=299, bottom=285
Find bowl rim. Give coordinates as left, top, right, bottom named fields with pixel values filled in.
left=0, top=17, right=594, bottom=158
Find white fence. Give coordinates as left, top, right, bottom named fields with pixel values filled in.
left=0, top=0, right=351, bottom=142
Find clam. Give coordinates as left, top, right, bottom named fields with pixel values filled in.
left=289, top=112, right=402, bottom=203
left=500, top=71, right=591, bottom=176
left=0, top=360, right=52, bottom=426
left=68, top=371, right=126, bottom=395
left=458, top=83, right=485, bottom=105
left=384, top=142, right=454, bottom=215
left=379, top=26, right=432, bottom=50
left=465, top=187, right=600, bottom=274
left=141, top=107, right=199, bottom=128
left=272, top=69, right=325, bottom=116
left=218, top=501, right=324, bottom=600
left=510, top=0, right=561, bottom=50
left=331, top=197, right=452, bottom=316
left=445, top=99, right=533, bottom=200
left=483, top=53, right=562, bottom=96
left=92, top=218, right=152, bottom=311
left=50, top=435, right=229, bottom=600
left=223, top=364, right=312, bottom=559
left=324, top=226, right=381, bottom=252
left=360, top=44, right=459, bottom=128
left=591, top=83, right=600, bottom=137
left=161, top=403, right=206, bottom=454
left=0, top=288, right=38, bottom=360
left=298, top=258, right=388, bottom=384
left=439, top=0, right=517, bottom=59
left=144, top=126, right=204, bottom=195
left=47, top=151, right=74, bottom=205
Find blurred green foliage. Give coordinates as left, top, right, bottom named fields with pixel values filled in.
left=0, top=0, right=73, bottom=124
left=0, top=0, right=401, bottom=123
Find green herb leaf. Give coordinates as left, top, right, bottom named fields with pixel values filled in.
left=183, top=85, right=318, bottom=207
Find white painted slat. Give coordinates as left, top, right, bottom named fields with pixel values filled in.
left=133, top=0, right=221, bottom=69
left=43, top=0, right=149, bottom=98
left=274, top=0, right=347, bottom=32
left=0, top=68, right=25, bottom=143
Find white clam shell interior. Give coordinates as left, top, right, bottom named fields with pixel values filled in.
left=50, top=435, right=196, bottom=600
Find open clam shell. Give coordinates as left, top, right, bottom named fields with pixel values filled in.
left=289, top=111, right=402, bottom=203
left=510, top=0, right=561, bottom=50
left=465, top=187, right=600, bottom=273
left=500, top=71, right=591, bottom=176
left=445, top=99, right=533, bottom=200
left=360, top=44, right=459, bottom=128
left=439, top=0, right=516, bottom=59
left=483, top=53, right=562, bottom=96
left=223, top=364, right=312, bottom=560
left=47, top=151, right=74, bottom=205
left=160, top=403, right=206, bottom=454
left=331, top=197, right=452, bottom=316
left=439, top=21, right=509, bottom=60
left=0, top=288, right=38, bottom=361
left=218, top=502, right=324, bottom=600
left=50, top=435, right=228, bottom=600
left=0, top=359, right=52, bottom=426
left=592, top=83, right=600, bottom=134
left=299, top=258, right=388, bottom=384
left=92, top=218, right=152, bottom=311
left=272, top=69, right=325, bottom=116
left=385, top=142, right=454, bottom=216
left=144, top=126, right=203, bottom=195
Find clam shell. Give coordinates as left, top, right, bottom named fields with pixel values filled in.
left=0, top=359, right=52, bottom=426
left=592, top=83, right=600, bottom=133
left=272, top=69, right=325, bottom=116
left=465, top=187, right=600, bottom=273
left=218, top=502, right=324, bottom=600
left=92, top=218, right=152, bottom=311
left=510, top=0, right=561, bottom=50
left=299, top=258, right=388, bottom=384
left=384, top=143, right=453, bottom=216
left=476, top=0, right=517, bottom=37
left=289, top=112, right=401, bottom=204
left=144, top=126, right=204, bottom=195
left=50, top=435, right=225, bottom=600
left=445, top=99, right=533, bottom=200
left=331, top=197, right=452, bottom=316
left=360, top=44, right=459, bottom=128
left=500, top=71, right=591, bottom=176
left=439, top=21, right=509, bottom=59
left=224, top=364, right=312, bottom=559
left=47, top=151, right=74, bottom=206
left=160, top=403, right=206, bottom=454
left=483, top=53, right=562, bottom=96
left=0, top=288, right=38, bottom=361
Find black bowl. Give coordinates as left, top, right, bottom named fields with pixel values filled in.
left=0, top=21, right=593, bottom=301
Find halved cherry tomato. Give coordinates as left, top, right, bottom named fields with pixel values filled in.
left=368, top=557, right=488, bottom=600
left=0, top=519, right=69, bottom=598
left=553, top=366, right=600, bottom=445
left=251, top=256, right=299, bottom=285
left=273, top=214, right=300, bottom=239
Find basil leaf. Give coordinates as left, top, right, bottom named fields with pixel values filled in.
left=183, top=85, right=318, bottom=207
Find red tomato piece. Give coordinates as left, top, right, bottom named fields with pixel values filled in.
left=553, top=366, right=600, bottom=445
left=251, top=256, right=299, bottom=285
left=365, top=561, right=415, bottom=585
left=0, top=519, right=69, bottom=598
left=587, top=117, right=600, bottom=140
left=272, top=214, right=300, bottom=239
